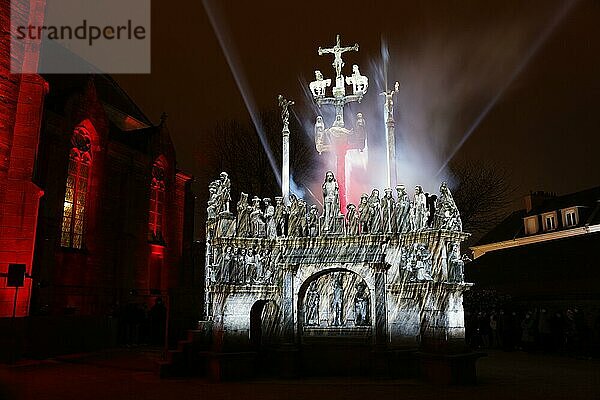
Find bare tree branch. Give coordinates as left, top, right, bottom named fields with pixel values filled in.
left=451, top=159, right=516, bottom=244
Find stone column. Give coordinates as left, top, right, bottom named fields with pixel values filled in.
left=282, top=126, right=290, bottom=204
left=372, top=263, right=390, bottom=346
left=384, top=99, right=397, bottom=189
left=281, top=263, right=298, bottom=344
left=277, top=263, right=300, bottom=378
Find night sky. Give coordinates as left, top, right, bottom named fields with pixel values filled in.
left=115, top=0, right=600, bottom=206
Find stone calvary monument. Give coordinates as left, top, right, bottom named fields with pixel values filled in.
left=198, top=36, right=478, bottom=383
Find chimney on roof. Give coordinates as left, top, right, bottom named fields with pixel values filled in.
left=523, top=191, right=555, bottom=212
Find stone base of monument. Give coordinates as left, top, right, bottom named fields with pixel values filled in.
left=371, top=348, right=419, bottom=378
left=203, top=351, right=258, bottom=381
left=416, top=351, right=486, bottom=385
left=318, top=215, right=344, bottom=235
left=273, top=345, right=302, bottom=378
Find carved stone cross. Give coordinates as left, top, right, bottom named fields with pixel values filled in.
left=318, top=34, right=359, bottom=80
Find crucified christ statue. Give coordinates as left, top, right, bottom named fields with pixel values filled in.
left=318, top=34, right=359, bottom=80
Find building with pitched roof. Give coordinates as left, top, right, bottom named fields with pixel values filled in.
left=467, top=187, right=600, bottom=306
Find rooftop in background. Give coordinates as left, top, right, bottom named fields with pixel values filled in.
left=471, top=186, right=600, bottom=258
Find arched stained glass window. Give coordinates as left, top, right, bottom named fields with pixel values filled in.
left=60, top=126, right=92, bottom=249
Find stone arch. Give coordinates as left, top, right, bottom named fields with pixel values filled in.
left=296, top=266, right=374, bottom=342
left=249, top=299, right=280, bottom=349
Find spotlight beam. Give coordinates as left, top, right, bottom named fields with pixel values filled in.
left=202, top=0, right=281, bottom=186
left=436, top=0, right=578, bottom=177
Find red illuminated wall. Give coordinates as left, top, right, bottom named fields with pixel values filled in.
left=30, top=78, right=193, bottom=317
left=0, top=0, right=47, bottom=317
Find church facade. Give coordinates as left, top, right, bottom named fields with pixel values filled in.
left=1, top=0, right=194, bottom=321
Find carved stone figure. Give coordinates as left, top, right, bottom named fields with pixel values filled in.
left=236, top=192, right=251, bottom=237
left=354, top=281, right=369, bottom=326
left=331, top=273, right=344, bottom=326
left=369, top=189, right=382, bottom=234
left=250, top=196, right=265, bottom=237
left=219, top=172, right=231, bottom=213
left=381, top=187, right=396, bottom=233
left=255, top=247, right=264, bottom=282
left=221, top=246, right=233, bottom=283
left=305, top=281, right=320, bottom=326
left=345, top=64, right=368, bottom=97
left=278, top=95, right=295, bottom=131
left=434, top=182, right=462, bottom=231
left=358, top=193, right=370, bottom=234
left=426, top=193, right=437, bottom=228
left=413, top=244, right=433, bottom=282
left=318, top=34, right=359, bottom=82
left=207, top=181, right=220, bottom=221
left=246, top=247, right=257, bottom=283
left=274, top=196, right=286, bottom=236
left=288, top=194, right=300, bottom=237
left=322, top=171, right=340, bottom=232
left=447, top=242, right=464, bottom=283
left=412, top=185, right=429, bottom=231
left=298, top=199, right=308, bottom=236
left=309, top=70, right=331, bottom=99
left=231, top=248, right=243, bottom=283
left=260, top=249, right=273, bottom=284
left=395, top=184, right=411, bottom=233
left=346, top=203, right=359, bottom=235
left=307, top=205, right=319, bottom=237
left=263, top=198, right=277, bottom=239
left=314, top=116, right=327, bottom=154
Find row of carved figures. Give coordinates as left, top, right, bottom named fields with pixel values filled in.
left=207, top=171, right=462, bottom=238
left=208, top=246, right=275, bottom=285
left=305, top=278, right=370, bottom=327
left=398, top=241, right=468, bottom=283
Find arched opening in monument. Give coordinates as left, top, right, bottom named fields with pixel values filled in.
left=297, top=268, right=375, bottom=376
left=249, top=300, right=280, bottom=350
left=297, top=268, right=372, bottom=343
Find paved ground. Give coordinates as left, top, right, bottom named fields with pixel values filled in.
left=0, top=349, right=598, bottom=400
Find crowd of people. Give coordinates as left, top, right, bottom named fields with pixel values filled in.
left=465, top=306, right=600, bottom=357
